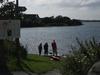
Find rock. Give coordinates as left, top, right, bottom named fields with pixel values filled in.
left=88, top=61, right=100, bottom=75
left=50, top=56, right=61, bottom=61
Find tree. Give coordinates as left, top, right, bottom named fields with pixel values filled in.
left=0, top=1, right=26, bottom=19
left=55, top=15, right=71, bottom=24
left=0, top=0, right=4, bottom=3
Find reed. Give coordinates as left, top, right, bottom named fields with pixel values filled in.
left=61, top=38, right=100, bottom=75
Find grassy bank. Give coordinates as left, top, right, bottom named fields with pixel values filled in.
left=8, top=54, right=64, bottom=74
left=1, top=40, right=64, bottom=74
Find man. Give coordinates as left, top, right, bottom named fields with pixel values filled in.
left=38, top=43, right=42, bottom=56
left=51, top=40, right=57, bottom=56
left=44, top=42, right=48, bottom=56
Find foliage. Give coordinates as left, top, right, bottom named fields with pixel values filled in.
left=4, top=40, right=28, bottom=60
left=40, top=15, right=82, bottom=26
left=0, top=1, right=26, bottom=19
left=0, top=0, right=3, bottom=3
left=61, top=38, right=100, bottom=75
left=0, top=2, right=17, bottom=18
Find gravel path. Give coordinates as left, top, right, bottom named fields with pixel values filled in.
left=12, top=69, right=62, bottom=75
left=42, top=69, right=61, bottom=75
left=12, top=71, right=37, bottom=75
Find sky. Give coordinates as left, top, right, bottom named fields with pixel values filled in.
left=8, top=0, right=100, bottom=19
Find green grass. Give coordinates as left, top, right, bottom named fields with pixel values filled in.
left=8, top=54, right=64, bottom=74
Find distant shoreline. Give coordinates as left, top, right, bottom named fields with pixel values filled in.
left=21, top=24, right=83, bottom=28
left=81, top=20, right=100, bottom=22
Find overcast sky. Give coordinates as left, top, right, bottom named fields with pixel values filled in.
left=10, top=0, right=100, bottom=19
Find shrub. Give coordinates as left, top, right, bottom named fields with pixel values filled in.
left=61, top=38, right=100, bottom=75
left=4, top=40, right=28, bottom=60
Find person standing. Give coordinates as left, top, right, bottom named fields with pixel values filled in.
left=38, top=43, right=42, bottom=56
left=51, top=40, right=57, bottom=56
left=44, top=42, right=48, bottom=56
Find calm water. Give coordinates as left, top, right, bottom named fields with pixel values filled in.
left=20, top=22, right=100, bottom=55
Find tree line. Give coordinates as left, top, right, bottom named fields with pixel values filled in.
left=39, top=16, right=82, bottom=26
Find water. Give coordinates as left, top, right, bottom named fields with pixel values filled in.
left=20, top=22, right=100, bottom=55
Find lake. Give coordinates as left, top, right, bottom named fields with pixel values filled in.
left=20, top=22, right=100, bottom=55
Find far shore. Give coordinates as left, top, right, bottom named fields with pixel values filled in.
left=21, top=23, right=83, bottom=28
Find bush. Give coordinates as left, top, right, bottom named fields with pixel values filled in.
left=4, top=40, right=28, bottom=60
left=61, top=38, right=100, bottom=75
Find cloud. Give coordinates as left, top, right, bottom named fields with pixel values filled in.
left=8, top=0, right=100, bottom=19
left=82, top=1, right=100, bottom=8
left=54, top=0, right=100, bottom=8
left=18, top=0, right=100, bottom=9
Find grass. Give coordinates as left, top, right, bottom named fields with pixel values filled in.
left=7, top=54, right=64, bottom=74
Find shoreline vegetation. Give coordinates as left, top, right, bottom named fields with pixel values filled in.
left=61, top=38, right=100, bottom=75
left=0, top=15, right=83, bottom=28
left=21, top=15, right=83, bottom=28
